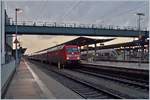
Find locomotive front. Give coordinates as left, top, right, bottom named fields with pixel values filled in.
left=65, top=45, right=80, bottom=65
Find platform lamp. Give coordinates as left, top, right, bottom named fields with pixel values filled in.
left=136, top=13, right=145, bottom=66
left=14, top=8, right=23, bottom=65
left=8, top=17, right=13, bottom=25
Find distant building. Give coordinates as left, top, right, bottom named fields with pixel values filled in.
left=1, top=1, right=13, bottom=64
left=0, top=1, right=5, bottom=64
left=5, top=10, right=13, bottom=48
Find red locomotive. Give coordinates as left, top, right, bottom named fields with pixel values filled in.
left=29, top=45, right=80, bottom=68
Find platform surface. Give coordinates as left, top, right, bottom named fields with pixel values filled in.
left=5, top=59, right=81, bottom=99
left=81, top=60, right=149, bottom=70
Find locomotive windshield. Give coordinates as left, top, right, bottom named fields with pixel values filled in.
left=67, top=48, right=79, bottom=53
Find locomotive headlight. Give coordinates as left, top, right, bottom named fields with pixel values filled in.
left=67, top=57, right=69, bottom=60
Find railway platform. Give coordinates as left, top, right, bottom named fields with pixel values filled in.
left=4, top=59, right=81, bottom=99
left=81, top=60, right=149, bottom=70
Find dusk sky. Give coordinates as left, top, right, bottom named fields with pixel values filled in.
left=4, top=0, right=149, bottom=54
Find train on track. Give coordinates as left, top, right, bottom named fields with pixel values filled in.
left=81, top=49, right=119, bottom=61
left=29, top=45, right=80, bottom=68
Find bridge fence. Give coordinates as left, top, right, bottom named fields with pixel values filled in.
left=8, top=20, right=148, bottom=31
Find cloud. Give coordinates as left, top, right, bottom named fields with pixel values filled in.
left=5, top=1, right=148, bottom=54
left=123, top=21, right=130, bottom=26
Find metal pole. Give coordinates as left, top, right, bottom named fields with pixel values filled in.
left=136, top=13, right=144, bottom=66
left=139, top=15, right=144, bottom=65
left=123, top=47, right=125, bottom=61
left=94, top=43, right=97, bottom=57
left=138, top=14, right=141, bottom=66
left=15, top=9, right=18, bottom=65
left=86, top=45, right=89, bottom=61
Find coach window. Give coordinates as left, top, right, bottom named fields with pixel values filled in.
left=67, top=48, right=79, bottom=52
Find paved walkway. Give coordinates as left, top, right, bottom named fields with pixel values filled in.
left=81, top=60, right=149, bottom=70
left=5, top=59, right=82, bottom=99
left=27, top=60, right=82, bottom=99
left=4, top=59, right=55, bottom=99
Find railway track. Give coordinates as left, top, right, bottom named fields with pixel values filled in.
left=30, top=60, right=124, bottom=99
left=29, top=60, right=149, bottom=99
left=49, top=68, right=126, bottom=99
left=79, top=64, right=149, bottom=85
left=73, top=68, right=149, bottom=90
left=50, top=68, right=148, bottom=99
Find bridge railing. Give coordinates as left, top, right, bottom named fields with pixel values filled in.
left=9, top=20, right=148, bottom=31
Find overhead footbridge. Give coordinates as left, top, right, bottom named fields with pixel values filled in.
left=5, top=21, right=149, bottom=37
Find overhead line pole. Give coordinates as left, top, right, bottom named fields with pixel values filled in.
left=136, top=13, right=145, bottom=66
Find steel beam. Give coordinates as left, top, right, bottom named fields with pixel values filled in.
left=5, top=25, right=149, bottom=37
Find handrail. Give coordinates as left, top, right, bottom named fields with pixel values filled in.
left=9, top=20, right=148, bottom=31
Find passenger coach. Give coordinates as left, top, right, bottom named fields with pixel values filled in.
left=29, top=45, right=80, bottom=69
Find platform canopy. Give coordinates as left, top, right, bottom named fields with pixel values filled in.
left=64, top=37, right=115, bottom=46
left=98, top=40, right=149, bottom=49
left=81, top=39, right=149, bottom=51
left=34, top=37, right=115, bottom=53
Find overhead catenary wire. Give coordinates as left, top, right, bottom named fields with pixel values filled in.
left=60, top=1, right=82, bottom=22
left=97, top=2, right=129, bottom=23
left=100, top=3, right=147, bottom=23
left=35, top=1, right=48, bottom=22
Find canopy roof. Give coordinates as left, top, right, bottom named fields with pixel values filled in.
left=65, top=37, right=115, bottom=46
left=34, top=37, right=115, bottom=53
